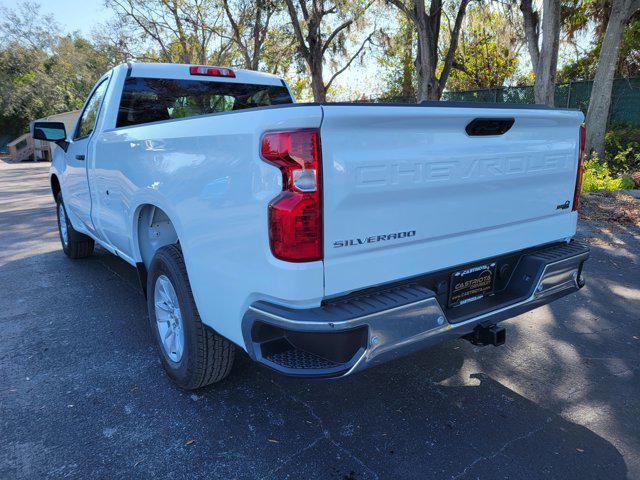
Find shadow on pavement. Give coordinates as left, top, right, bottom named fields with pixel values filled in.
left=0, top=245, right=630, bottom=479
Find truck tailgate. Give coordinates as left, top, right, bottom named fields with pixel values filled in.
left=320, top=104, right=584, bottom=297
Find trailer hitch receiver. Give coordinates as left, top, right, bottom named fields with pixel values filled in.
left=464, top=324, right=506, bottom=347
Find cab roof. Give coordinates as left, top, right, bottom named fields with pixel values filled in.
left=126, top=62, right=285, bottom=87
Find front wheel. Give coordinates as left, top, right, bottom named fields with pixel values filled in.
left=147, top=244, right=235, bottom=389
left=55, top=194, right=94, bottom=259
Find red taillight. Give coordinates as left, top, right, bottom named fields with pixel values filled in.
left=573, top=125, right=586, bottom=211
left=261, top=129, right=322, bottom=262
left=189, top=65, right=235, bottom=77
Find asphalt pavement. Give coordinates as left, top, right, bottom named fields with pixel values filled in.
left=1, top=159, right=639, bottom=479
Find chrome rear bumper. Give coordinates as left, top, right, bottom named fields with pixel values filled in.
left=242, top=241, right=589, bottom=378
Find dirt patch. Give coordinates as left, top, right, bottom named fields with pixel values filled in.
left=579, top=190, right=640, bottom=228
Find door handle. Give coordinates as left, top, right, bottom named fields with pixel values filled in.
left=75, top=154, right=85, bottom=161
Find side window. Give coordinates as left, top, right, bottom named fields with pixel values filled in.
left=75, top=80, right=108, bottom=140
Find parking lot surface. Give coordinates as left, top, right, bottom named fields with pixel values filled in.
left=1, top=160, right=639, bottom=479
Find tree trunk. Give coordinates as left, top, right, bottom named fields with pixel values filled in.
left=414, top=0, right=431, bottom=102
left=408, top=0, right=467, bottom=102
left=401, top=25, right=414, bottom=98
left=415, top=28, right=430, bottom=101
left=534, top=0, right=560, bottom=105
left=520, top=0, right=539, bottom=73
left=310, top=57, right=326, bottom=102
left=584, top=0, right=637, bottom=159
left=167, top=0, right=191, bottom=63
left=436, top=0, right=470, bottom=99
left=520, top=0, right=560, bottom=106
left=284, top=0, right=373, bottom=102
left=424, top=0, right=441, bottom=100
left=251, top=0, right=264, bottom=71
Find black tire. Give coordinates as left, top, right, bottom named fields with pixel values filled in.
left=55, top=193, right=95, bottom=259
left=147, top=244, right=235, bottom=389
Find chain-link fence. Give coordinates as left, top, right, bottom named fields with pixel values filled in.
left=361, top=77, right=640, bottom=127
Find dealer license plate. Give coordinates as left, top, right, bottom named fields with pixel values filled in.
left=448, top=262, right=496, bottom=307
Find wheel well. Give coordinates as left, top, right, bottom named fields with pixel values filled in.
left=51, top=175, right=61, bottom=200
left=136, top=205, right=179, bottom=268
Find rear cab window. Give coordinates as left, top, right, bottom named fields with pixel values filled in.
left=116, top=77, right=293, bottom=128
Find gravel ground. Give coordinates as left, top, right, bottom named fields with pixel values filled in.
left=1, top=160, right=639, bottom=480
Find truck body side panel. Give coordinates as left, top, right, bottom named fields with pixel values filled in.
left=93, top=105, right=325, bottom=347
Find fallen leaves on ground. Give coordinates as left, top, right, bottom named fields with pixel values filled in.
left=579, top=191, right=640, bottom=228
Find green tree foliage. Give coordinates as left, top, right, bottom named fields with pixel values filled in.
left=559, top=0, right=640, bottom=81
left=579, top=123, right=639, bottom=193
left=582, top=155, right=636, bottom=192
left=387, top=0, right=472, bottom=101
left=558, top=17, right=640, bottom=81
left=0, top=45, right=56, bottom=137
left=377, top=14, right=416, bottom=99
left=446, top=5, right=520, bottom=91
left=0, top=3, right=131, bottom=141
left=605, top=124, right=640, bottom=173
left=106, top=0, right=236, bottom=65
left=284, top=0, right=377, bottom=101
left=0, top=37, right=111, bottom=140
left=377, top=4, right=521, bottom=98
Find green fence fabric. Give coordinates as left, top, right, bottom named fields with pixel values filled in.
left=368, top=78, right=639, bottom=127
left=609, top=78, right=640, bottom=126
left=440, top=78, right=639, bottom=126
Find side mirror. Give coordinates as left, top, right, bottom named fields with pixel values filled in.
left=31, top=121, right=69, bottom=152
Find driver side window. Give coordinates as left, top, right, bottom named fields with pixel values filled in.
left=75, top=80, right=108, bottom=140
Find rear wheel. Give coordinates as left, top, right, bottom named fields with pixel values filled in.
left=55, top=194, right=94, bottom=259
left=147, top=244, right=235, bottom=389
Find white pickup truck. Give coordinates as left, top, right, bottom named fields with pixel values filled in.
left=33, top=62, right=589, bottom=389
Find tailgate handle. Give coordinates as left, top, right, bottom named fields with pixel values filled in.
left=465, top=118, right=514, bottom=136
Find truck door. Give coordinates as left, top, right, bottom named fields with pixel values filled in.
left=63, top=79, right=109, bottom=233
